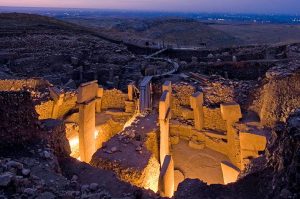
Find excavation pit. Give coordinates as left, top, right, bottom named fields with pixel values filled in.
left=172, top=139, right=231, bottom=186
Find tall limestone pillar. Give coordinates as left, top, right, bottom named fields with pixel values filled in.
left=77, top=80, right=98, bottom=163
left=220, top=102, right=242, bottom=169
left=159, top=155, right=174, bottom=198
left=190, top=92, right=204, bottom=130
left=159, top=81, right=172, bottom=166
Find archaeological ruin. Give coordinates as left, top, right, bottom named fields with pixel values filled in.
left=0, top=13, right=300, bottom=199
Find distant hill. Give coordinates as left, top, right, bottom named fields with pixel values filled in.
left=210, top=23, right=300, bottom=46
left=0, top=13, right=87, bottom=32
left=64, top=17, right=241, bottom=48
left=63, top=16, right=300, bottom=48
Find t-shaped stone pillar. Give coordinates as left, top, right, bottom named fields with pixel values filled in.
left=159, top=81, right=172, bottom=166
left=190, top=92, right=204, bottom=130
left=96, top=86, right=104, bottom=113
left=77, top=80, right=98, bottom=163
left=159, top=155, right=174, bottom=198
left=125, top=83, right=136, bottom=113
left=128, top=83, right=134, bottom=101
left=162, top=81, right=172, bottom=93
left=49, top=86, right=65, bottom=119
left=220, top=102, right=242, bottom=169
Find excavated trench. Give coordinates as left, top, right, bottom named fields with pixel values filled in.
left=1, top=43, right=299, bottom=198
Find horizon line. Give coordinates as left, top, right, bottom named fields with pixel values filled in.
left=0, top=5, right=299, bottom=16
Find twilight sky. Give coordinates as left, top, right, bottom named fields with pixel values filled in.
left=0, top=0, right=299, bottom=14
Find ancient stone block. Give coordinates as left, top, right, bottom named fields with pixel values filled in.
left=125, top=100, right=135, bottom=113
left=188, top=140, right=205, bottom=150
left=139, top=76, right=152, bottom=112
left=97, top=86, right=104, bottom=98
left=239, top=132, right=267, bottom=151
left=221, top=161, right=240, bottom=185
left=220, top=102, right=242, bottom=122
left=49, top=86, right=63, bottom=102
left=127, top=83, right=134, bottom=101
left=170, top=136, right=179, bottom=145
left=241, top=149, right=260, bottom=159
left=79, top=101, right=96, bottom=163
left=77, top=81, right=98, bottom=163
left=181, top=107, right=193, bottom=119
left=190, top=92, right=204, bottom=130
left=190, top=92, right=203, bottom=109
left=77, top=80, right=98, bottom=104
left=50, top=86, right=65, bottom=119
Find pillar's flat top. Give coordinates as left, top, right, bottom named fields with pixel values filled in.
left=221, top=102, right=239, bottom=106
left=163, top=81, right=171, bottom=86
left=77, top=81, right=98, bottom=104
left=192, top=91, right=203, bottom=98
left=49, top=86, right=63, bottom=99
left=80, top=80, right=98, bottom=87
left=220, top=102, right=242, bottom=120
left=140, top=76, right=152, bottom=87
left=160, top=90, right=169, bottom=102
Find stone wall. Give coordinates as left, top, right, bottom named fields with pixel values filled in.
left=203, top=107, right=227, bottom=131
left=200, top=61, right=273, bottom=80
left=95, top=118, right=126, bottom=150
left=41, top=119, right=71, bottom=157
left=171, top=83, right=195, bottom=118
left=0, top=91, right=41, bottom=149
left=170, top=121, right=228, bottom=154
left=35, top=100, right=54, bottom=119
left=57, top=92, right=77, bottom=119
left=170, top=83, right=227, bottom=132
left=34, top=91, right=77, bottom=120
left=101, top=89, right=128, bottom=110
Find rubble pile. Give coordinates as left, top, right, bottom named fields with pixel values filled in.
left=0, top=91, right=41, bottom=149
left=182, top=73, right=256, bottom=108
left=251, top=61, right=300, bottom=126
left=0, top=153, right=114, bottom=199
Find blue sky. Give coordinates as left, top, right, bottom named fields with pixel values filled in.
left=0, top=0, right=299, bottom=14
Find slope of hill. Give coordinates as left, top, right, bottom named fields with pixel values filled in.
left=0, top=13, right=135, bottom=86
left=63, top=16, right=300, bottom=48
left=210, top=23, right=300, bottom=45
left=64, top=17, right=240, bottom=48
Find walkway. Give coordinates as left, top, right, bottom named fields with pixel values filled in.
left=146, top=48, right=168, bottom=59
